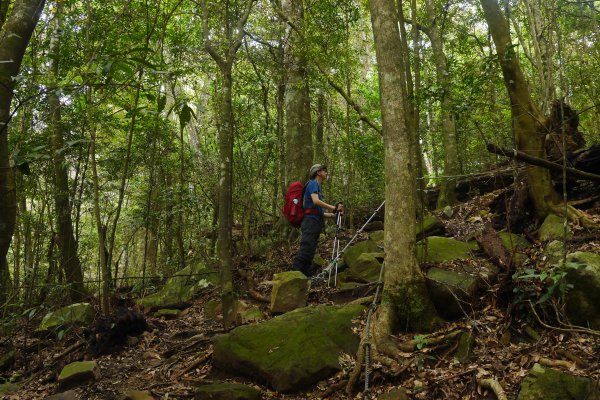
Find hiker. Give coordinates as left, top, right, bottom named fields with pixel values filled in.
left=292, top=164, right=344, bottom=276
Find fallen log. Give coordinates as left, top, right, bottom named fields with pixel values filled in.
left=487, top=144, right=600, bottom=183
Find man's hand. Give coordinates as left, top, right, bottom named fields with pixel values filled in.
left=334, top=202, right=344, bottom=214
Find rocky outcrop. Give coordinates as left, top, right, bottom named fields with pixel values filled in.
left=138, top=263, right=218, bottom=310
left=212, top=304, right=364, bottom=392
left=270, top=271, right=310, bottom=314
left=517, top=363, right=600, bottom=400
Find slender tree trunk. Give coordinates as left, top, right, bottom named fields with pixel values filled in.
left=421, top=0, right=460, bottom=208
left=48, top=2, right=85, bottom=301
left=481, top=0, right=557, bottom=219
left=283, top=0, right=312, bottom=183
left=370, top=0, right=441, bottom=351
left=0, top=0, right=46, bottom=305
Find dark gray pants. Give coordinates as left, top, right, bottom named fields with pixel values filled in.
left=292, top=217, right=323, bottom=276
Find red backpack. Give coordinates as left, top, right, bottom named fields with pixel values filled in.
left=282, top=181, right=306, bottom=227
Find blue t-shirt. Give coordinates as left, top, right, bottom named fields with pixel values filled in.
left=304, top=179, right=324, bottom=220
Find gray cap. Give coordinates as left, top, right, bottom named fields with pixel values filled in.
left=309, top=164, right=327, bottom=179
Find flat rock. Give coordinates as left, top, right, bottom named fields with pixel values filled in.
left=195, top=383, right=261, bottom=400
left=517, top=363, right=600, bottom=400
left=37, top=303, right=95, bottom=335
left=213, top=304, right=364, bottom=392
left=57, top=361, right=100, bottom=389
left=270, top=271, right=309, bottom=314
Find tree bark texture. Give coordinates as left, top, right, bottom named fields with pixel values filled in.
left=369, top=0, right=440, bottom=339
left=48, top=2, right=85, bottom=301
left=481, top=0, right=558, bottom=220
left=283, top=0, right=313, bottom=183
left=423, top=0, right=460, bottom=208
left=0, top=0, right=45, bottom=304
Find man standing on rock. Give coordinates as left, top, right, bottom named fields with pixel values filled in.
left=292, top=164, right=344, bottom=276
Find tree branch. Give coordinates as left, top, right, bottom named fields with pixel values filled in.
left=487, top=143, right=600, bottom=183
left=228, top=0, right=256, bottom=61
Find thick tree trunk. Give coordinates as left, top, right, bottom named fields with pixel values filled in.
left=48, top=2, right=85, bottom=301
left=370, top=0, right=441, bottom=348
left=283, top=0, right=312, bottom=183
left=0, top=0, right=45, bottom=305
left=481, top=0, right=558, bottom=219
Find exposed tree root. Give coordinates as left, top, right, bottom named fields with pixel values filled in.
left=477, top=378, right=508, bottom=400
left=538, top=357, right=574, bottom=369
left=547, top=202, right=599, bottom=229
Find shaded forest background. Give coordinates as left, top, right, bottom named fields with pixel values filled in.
left=0, top=0, right=598, bottom=317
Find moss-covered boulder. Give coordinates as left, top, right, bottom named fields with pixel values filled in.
left=36, top=303, right=95, bottom=335
left=369, top=230, right=384, bottom=243
left=338, top=252, right=384, bottom=284
left=270, top=271, right=310, bottom=314
left=212, top=304, right=365, bottom=392
left=539, top=214, right=571, bottom=241
left=0, top=383, right=20, bottom=394
left=204, top=300, right=222, bottom=319
left=343, top=240, right=381, bottom=269
left=195, top=383, right=262, bottom=400
left=154, top=309, right=180, bottom=319
left=416, top=215, right=444, bottom=237
left=564, top=252, right=600, bottom=330
left=499, top=232, right=530, bottom=266
left=378, top=388, right=409, bottom=400
left=454, top=332, right=475, bottom=364
left=417, top=237, right=479, bottom=264
left=58, top=361, right=100, bottom=389
left=426, top=267, right=478, bottom=319
left=0, top=349, right=15, bottom=371
left=123, top=389, right=155, bottom=400
left=517, top=363, right=600, bottom=400
left=237, top=305, right=264, bottom=324
left=544, top=240, right=567, bottom=265
left=138, top=263, right=217, bottom=310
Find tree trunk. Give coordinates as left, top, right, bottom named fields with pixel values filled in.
left=423, top=0, right=460, bottom=208
left=48, top=2, right=85, bottom=301
left=283, top=0, right=313, bottom=183
left=369, top=0, right=441, bottom=351
left=481, top=0, right=557, bottom=219
left=0, top=0, right=46, bottom=305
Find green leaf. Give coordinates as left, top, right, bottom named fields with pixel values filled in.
left=57, top=329, right=65, bottom=340
left=179, top=103, right=195, bottom=132
left=158, top=95, right=166, bottom=113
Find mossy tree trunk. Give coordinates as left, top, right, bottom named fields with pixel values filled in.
left=369, top=0, right=441, bottom=354
left=0, top=0, right=45, bottom=306
left=481, top=0, right=558, bottom=220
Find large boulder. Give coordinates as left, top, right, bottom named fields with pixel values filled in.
left=426, top=267, right=478, bottom=319
left=337, top=252, right=384, bottom=284
left=270, top=271, right=310, bottom=314
left=539, top=214, right=571, bottom=241
left=343, top=240, right=381, bottom=269
left=57, top=361, right=100, bottom=390
left=212, top=304, right=364, bottom=392
left=517, top=363, right=600, bottom=400
left=195, top=383, right=261, bottom=400
left=417, top=237, right=479, bottom=264
left=564, top=252, right=600, bottom=329
left=138, top=263, right=218, bottom=310
left=36, top=303, right=95, bottom=335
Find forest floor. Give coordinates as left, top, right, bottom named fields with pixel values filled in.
left=5, top=185, right=600, bottom=400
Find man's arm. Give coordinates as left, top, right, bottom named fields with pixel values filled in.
left=311, top=193, right=344, bottom=218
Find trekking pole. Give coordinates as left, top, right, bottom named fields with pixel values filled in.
left=327, top=211, right=343, bottom=287
left=313, top=200, right=385, bottom=283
